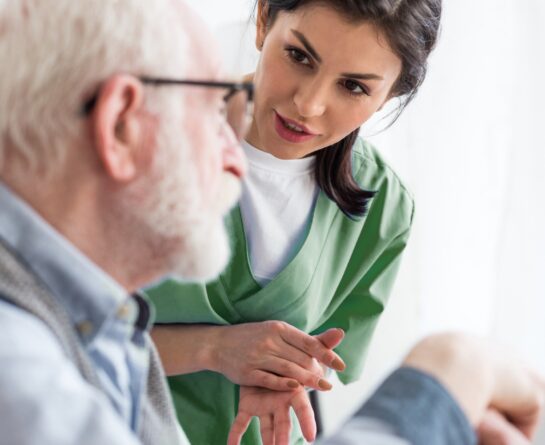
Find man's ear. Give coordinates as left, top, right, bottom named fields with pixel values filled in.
left=255, top=0, right=269, bottom=51
left=91, top=74, right=145, bottom=182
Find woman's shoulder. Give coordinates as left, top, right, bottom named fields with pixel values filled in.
left=351, top=137, right=414, bottom=230
left=351, top=137, right=412, bottom=197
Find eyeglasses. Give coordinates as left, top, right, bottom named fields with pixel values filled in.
left=82, top=77, right=254, bottom=140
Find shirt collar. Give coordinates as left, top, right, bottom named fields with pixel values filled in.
left=0, top=181, right=139, bottom=343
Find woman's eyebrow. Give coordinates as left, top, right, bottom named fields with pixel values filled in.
left=291, top=29, right=322, bottom=63
left=290, top=29, right=384, bottom=80
left=341, top=72, right=384, bottom=81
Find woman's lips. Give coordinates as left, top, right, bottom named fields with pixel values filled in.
left=274, top=111, right=317, bottom=143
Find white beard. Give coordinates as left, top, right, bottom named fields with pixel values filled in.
left=119, top=103, right=241, bottom=283
left=158, top=171, right=241, bottom=282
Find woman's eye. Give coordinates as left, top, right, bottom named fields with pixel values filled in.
left=342, top=79, right=369, bottom=96
left=286, top=47, right=311, bottom=66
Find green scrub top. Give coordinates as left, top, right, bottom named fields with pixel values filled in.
left=146, top=138, right=414, bottom=445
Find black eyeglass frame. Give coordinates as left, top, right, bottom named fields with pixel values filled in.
left=81, top=77, right=254, bottom=115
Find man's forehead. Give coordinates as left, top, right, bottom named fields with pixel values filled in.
left=171, top=0, right=223, bottom=79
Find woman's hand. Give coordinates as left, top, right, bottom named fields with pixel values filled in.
left=209, top=321, right=345, bottom=391
left=152, top=321, right=345, bottom=391
left=227, top=385, right=316, bottom=445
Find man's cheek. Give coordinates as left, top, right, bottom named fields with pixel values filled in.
left=183, top=109, right=224, bottom=189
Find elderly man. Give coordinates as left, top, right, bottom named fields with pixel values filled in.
left=0, top=1, right=248, bottom=444
left=0, top=2, right=542, bottom=445
left=0, top=1, right=343, bottom=444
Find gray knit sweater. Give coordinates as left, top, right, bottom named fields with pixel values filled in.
left=0, top=240, right=183, bottom=445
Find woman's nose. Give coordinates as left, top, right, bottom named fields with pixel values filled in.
left=293, top=81, right=327, bottom=118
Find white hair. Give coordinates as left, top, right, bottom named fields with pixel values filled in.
left=0, top=0, right=189, bottom=173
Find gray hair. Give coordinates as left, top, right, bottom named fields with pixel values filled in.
left=0, top=0, right=189, bottom=174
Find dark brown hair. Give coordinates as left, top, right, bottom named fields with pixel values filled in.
left=256, top=0, right=442, bottom=217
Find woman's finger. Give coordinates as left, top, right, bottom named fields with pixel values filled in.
left=259, top=414, right=275, bottom=445
left=291, top=390, right=317, bottom=442
left=278, top=323, right=345, bottom=371
left=274, top=342, right=318, bottom=372
left=227, top=412, right=252, bottom=445
left=315, top=328, right=345, bottom=351
left=264, top=357, right=332, bottom=391
left=274, top=409, right=292, bottom=445
left=248, top=369, right=301, bottom=391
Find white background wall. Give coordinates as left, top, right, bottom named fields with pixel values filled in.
left=187, top=0, right=545, bottom=442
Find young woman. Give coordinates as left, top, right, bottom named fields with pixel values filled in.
left=148, top=1, right=442, bottom=444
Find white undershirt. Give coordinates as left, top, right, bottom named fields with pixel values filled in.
left=239, top=140, right=319, bottom=285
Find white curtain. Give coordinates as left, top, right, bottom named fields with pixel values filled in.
left=365, top=0, right=545, bottom=369
left=366, top=4, right=545, bottom=441
left=189, top=0, right=545, bottom=439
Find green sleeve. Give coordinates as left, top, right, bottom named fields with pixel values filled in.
left=312, top=223, right=412, bottom=384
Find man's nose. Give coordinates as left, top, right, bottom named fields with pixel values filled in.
left=220, top=123, right=247, bottom=179
left=293, top=80, right=327, bottom=118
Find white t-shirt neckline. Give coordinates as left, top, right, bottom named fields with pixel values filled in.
left=239, top=140, right=319, bottom=285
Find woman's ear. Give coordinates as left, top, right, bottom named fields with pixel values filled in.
left=255, top=0, right=269, bottom=51
left=90, top=74, right=146, bottom=182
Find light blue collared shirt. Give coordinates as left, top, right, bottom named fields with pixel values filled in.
left=0, top=182, right=153, bottom=445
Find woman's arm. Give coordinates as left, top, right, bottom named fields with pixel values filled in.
left=152, top=321, right=346, bottom=391
left=151, top=324, right=221, bottom=376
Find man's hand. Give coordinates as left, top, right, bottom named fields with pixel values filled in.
left=478, top=409, right=533, bottom=445
left=403, top=333, right=544, bottom=442
left=209, top=321, right=345, bottom=391
left=227, top=385, right=316, bottom=445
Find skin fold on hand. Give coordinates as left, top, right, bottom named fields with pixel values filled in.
left=478, top=409, right=533, bottom=445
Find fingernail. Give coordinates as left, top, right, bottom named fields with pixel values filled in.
left=287, top=380, right=299, bottom=389
left=332, top=358, right=346, bottom=371
left=336, top=328, right=345, bottom=336
left=318, top=379, right=332, bottom=391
